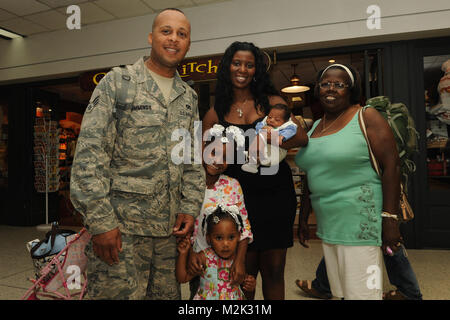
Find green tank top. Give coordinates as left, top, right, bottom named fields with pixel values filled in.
left=295, top=110, right=382, bottom=246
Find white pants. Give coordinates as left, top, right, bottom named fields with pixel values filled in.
left=322, top=242, right=383, bottom=300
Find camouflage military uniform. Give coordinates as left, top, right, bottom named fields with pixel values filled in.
left=70, top=57, right=205, bottom=300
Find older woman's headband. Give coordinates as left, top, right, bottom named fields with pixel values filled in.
left=321, top=64, right=355, bottom=87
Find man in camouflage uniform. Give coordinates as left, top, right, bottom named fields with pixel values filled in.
left=70, top=8, right=205, bottom=300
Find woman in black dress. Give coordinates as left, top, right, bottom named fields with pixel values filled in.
left=202, top=41, right=308, bottom=299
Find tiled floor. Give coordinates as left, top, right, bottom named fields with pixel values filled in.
left=1, top=225, right=449, bottom=300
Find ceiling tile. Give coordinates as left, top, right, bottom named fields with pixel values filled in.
left=78, top=2, right=115, bottom=24
left=141, top=0, right=195, bottom=10
left=57, top=2, right=115, bottom=25
left=0, top=17, right=48, bottom=36
left=192, top=0, right=228, bottom=5
left=0, top=0, right=50, bottom=16
left=94, top=0, right=154, bottom=19
left=0, top=8, right=17, bottom=21
left=38, top=0, right=89, bottom=9
left=25, top=10, right=67, bottom=31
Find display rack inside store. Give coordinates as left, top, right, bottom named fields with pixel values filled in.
left=33, top=104, right=60, bottom=193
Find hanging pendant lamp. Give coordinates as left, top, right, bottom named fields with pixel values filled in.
left=281, top=64, right=310, bottom=93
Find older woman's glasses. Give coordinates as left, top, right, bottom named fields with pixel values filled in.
left=319, top=82, right=350, bottom=90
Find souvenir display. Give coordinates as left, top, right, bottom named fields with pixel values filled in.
left=33, top=113, right=60, bottom=193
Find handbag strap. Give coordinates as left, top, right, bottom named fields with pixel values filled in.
left=358, top=107, right=381, bottom=177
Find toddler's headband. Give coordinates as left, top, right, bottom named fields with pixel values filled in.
left=321, top=64, right=355, bottom=87
left=201, top=203, right=242, bottom=236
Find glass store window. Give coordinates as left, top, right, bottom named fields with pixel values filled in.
left=424, top=54, right=450, bottom=190
left=0, top=100, right=7, bottom=189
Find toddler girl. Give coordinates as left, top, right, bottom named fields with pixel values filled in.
left=176, top=205, right=256, bottom=300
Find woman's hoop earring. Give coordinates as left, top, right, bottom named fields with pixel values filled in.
left=253, top=77, right=257, bottom=82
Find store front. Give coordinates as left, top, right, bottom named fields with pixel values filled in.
left=1, top=36, right=449, bottom=249
left=412, top=38, right=450, bottom=249
left=0, top=89, right=8, bottom=221
left=0, top=81, right=85, bottom=226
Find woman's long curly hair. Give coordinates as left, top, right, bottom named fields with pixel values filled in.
left=214, top=41, right=279, bottom=121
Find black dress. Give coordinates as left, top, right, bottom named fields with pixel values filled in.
left=219, top=118, right=297, bottom=250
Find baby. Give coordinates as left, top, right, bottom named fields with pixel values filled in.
left=242, top=103, right=297, bottom=173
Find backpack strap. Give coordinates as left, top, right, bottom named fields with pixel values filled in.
left=402, top=159, right=416, bottom=192
left=112, top=65, right=137, bottom=123
left=107, top=66, right=137, bottom=158
left=387, top=113, right=406, bottom=153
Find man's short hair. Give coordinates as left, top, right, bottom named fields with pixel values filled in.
left=160, top=7, right=185, bottom=14
left=152, top=8, right=187, bottom=31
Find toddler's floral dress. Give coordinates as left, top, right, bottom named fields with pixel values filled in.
left=193, top=247, right=245, bottom=300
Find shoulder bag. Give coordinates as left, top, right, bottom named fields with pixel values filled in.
left=358, top=108, right=414, bottom=222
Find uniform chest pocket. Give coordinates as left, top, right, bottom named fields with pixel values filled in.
left=126, top=110, right=163, bottom=127
left=174, top=107, right=193, bottom=130
left=118, top=109, right=165, bottom=155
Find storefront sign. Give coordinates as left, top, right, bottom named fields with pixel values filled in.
left=81, top=52, right=273, bottom=90
left=176, top=51, right=271, bottom=82
left=79, top=70, right=109, bottom=91
left=177, top=55, right=222, bottom=82
left=79, top=56, right=222, bottom=91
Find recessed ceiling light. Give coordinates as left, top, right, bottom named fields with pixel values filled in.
left=329, top=59, right=336, bottom=63
left=0, top=27, right=24, bottom=40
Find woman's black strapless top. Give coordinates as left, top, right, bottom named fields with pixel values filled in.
left=218, top=117, right=297, bottom=250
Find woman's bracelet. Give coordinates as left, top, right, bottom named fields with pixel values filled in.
left=381, top=211, right=398, bottom=220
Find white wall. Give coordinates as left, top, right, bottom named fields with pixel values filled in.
left=1, top=0, right=450, bottom=84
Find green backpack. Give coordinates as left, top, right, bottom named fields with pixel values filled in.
left=365, top=96, right=419, bottom=189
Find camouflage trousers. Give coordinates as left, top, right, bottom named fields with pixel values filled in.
left=84, top=233, right=180, bottom=300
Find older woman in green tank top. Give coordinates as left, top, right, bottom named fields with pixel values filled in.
left=295, top=64, right=402, bottom=300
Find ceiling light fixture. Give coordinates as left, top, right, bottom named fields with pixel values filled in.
left=0, top=27, right=24, bottom=40
left=329, top=59, right=336, bottom=63
left=281, top=64, right=310, bottom=93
